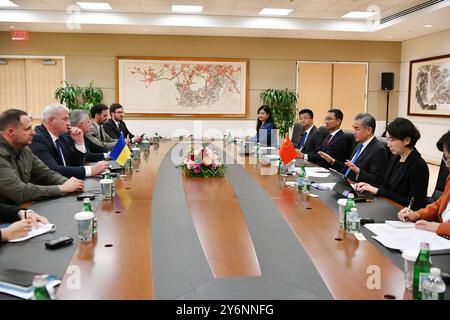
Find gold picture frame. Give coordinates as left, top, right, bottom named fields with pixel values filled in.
left=116, top=56, right=249, bottom=118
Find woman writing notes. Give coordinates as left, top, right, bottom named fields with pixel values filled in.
left=397, top=131, right=450, bottom=238
left=355, top=117, right=429, bottom=210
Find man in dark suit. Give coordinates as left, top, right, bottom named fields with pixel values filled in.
left=292, top=108, right=327, bottom=155
left=297, top=108, right=353, bottom=168
left=103, top=103, right=143, bottom=144
left=319, top=113, right=388, bottom=186
left=30, top=104, right=110, bottom=179
left=70, top=109, right=110, bottom=162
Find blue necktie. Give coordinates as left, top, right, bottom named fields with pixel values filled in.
left=298, top=132, right=307, bottom=149
left=344, top=143, right=363, bottom=178
left=55, top=139, right=66, bottom=166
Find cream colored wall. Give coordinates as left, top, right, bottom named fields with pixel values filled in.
left=400, top=29, right=450, bottom=162
left=0, top=32, right=400, bottom=136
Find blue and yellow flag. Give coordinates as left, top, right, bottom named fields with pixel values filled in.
left=109, top=133, right=131, bottom=166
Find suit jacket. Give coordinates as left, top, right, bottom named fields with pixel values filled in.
left=297, top=125, right=327, bottom=154
left=86, top=122, right=117, bottom=151
left=331, top=137, right=388, bottom=186
left=377, top=147, right=429, bottom=210
left=0, top=203, right=20, bottom=223
left=306, top=129, right=353, bottom=168
left=30, top=125, right=87, bottom=179
left=103, top=118, right=134, bottom=140
left=84, top=137, right=105, bottom=162
left=418, top=176, right=450, bottom=238
left=250, top=121, right=278, bottom=147
left=0, top=136, right=66, bottom=205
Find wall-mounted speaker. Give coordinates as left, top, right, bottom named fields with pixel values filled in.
left=381, top=72, right=394, bottom=91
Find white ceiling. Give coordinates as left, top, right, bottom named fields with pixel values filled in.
left=0, top=0, right=450, bottom=41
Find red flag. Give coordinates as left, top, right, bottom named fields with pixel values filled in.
left=279, top=136, right=297, bottom=165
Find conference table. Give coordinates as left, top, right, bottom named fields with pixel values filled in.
left=1, top=141, right=449, bottom=300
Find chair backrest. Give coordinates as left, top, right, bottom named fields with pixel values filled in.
left=431, top=159, right=449, bottom=201
left=343, top=131, right=356, bottom=159
left=377, top=136, right=393, bottom=161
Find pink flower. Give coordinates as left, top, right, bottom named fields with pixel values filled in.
left=193, top=164, right=202, bottom=174
left=184, top=158, right=195, bottom=170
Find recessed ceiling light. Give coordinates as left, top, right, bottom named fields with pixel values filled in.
left=76, top=2, right=112, bottom=10
left=424, top=24, right=432, bottom=28
left=143, top=28, right=148, bottom=32
left=0, top=0, right=18, bottom=7
left=9, top=25, right=15, bottom=29
left=259, top=8, right=292, bottom=16
left=342, top=11, right=376, bottom=19
left=171, top=5, right=203, bottom=13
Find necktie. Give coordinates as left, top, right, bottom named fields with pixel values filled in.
left=55, top=139, right=66, bottom=166
left=99, top=125, right=105, bottom=141
left=325, top=134, right=332, bottom=145
left=298, top=132, right=307, bottom=150
left=344, top=143, right=363, bottom=177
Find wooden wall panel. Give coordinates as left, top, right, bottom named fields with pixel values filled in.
left=0, top=59, right=27, bottom=112
left=297, top=63, right=332, bottom=126
left=25, top=59, right=63, bottom=119
left=332, top=63, right=367, bottom=130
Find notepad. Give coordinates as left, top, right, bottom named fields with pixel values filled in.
left=3, top=223, right=56, bottom=243
left=312, top=182, right=336, bottom=190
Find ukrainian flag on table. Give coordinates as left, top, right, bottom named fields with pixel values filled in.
left=109, top=133, right=130, bottom=166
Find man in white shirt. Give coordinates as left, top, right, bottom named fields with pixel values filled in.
left=30, top=104, right=110, bottom=179
left=319, top=113, right=388, bottom=186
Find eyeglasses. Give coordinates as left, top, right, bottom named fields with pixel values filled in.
left=324, top=117, right=335, bottom=121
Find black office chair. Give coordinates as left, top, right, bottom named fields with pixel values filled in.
left=377, top=136, right=393, bottom=161
left=428, top=159, right=449, bottom=203
left=343, top=131, right=356, bottom=159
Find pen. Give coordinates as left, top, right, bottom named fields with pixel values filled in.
left=407, top=196, right=415, bottom=212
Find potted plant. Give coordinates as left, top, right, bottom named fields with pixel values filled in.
left=259, top=88, right=297, bottom=139
left=55, top=81, right=103, bottom=110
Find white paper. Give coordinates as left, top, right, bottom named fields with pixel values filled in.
left=8, top=223, right=55, bottom=243
left=263, top=155, right=280, bottom=160
left=312, top=182, right=336, bottom=190
left=365, top=223, right=450, bottom=252
left=385, top=220, right=415, bottom=228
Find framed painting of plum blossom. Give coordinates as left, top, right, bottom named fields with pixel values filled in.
left=408, top=54, right=450, bottom=118
left=116, top=56, right=248, bottom=118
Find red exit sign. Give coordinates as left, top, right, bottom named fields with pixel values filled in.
left=11, top=30, right=29, bottom=41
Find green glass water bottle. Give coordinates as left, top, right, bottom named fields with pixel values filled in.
left=413, top=242, right=432, bottom=300
left=344, top=193, right=355, bottom=231
left=33, top=275, right=51, bottom=300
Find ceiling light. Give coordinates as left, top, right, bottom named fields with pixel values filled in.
left=259, top=8, right=292, bottom=16
left=171, top=5, right=203, bottom=13
left=424, top=24, right=432, bottom=28
left=0, top=0, right=18, bottom=7
left=76, top=2, right=112, bottom=10
left=341, top=11, right=376, bottom=19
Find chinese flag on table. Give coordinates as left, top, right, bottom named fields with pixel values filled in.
left=279, top=136, right=297, bottom=165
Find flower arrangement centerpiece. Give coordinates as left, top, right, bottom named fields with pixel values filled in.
left=182, top=147, right=226, bottom=178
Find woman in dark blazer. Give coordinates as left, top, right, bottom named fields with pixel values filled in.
left=356, top=117, right=429, bottom=210
left=250, top=105, right=277, bottom=147
left=0, top=203, right=48, bottom=242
